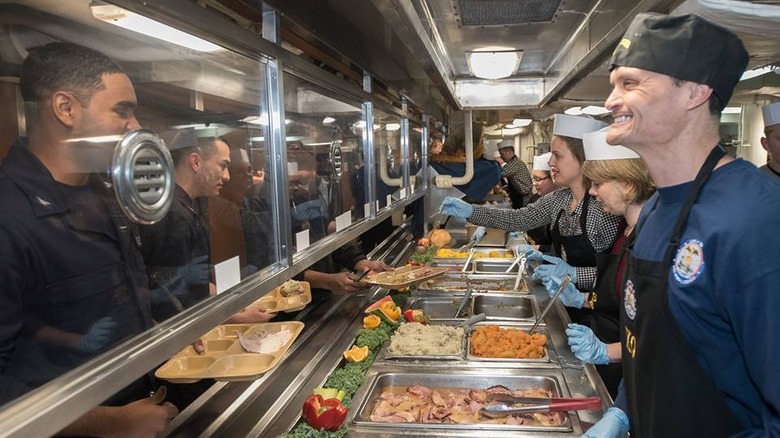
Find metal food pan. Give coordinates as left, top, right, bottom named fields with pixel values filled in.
left=352, top=371, right=571, bottom=432
left=382, top=322, right=466, bottom=361
left=416, top=274, right=530, bottom=294
left=429, top=261, right=473, bottom=273
left=408, top=295, right=469, bottom=319
left=473, top=260, right=523, bottom=274
left=471, top=294, right=539, bottom=321
left=466, top=324, right=551, bottom=363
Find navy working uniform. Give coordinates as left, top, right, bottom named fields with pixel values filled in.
left=0, top=139, right=152, bottom=406
left=617, top=147, right=780, bottom=436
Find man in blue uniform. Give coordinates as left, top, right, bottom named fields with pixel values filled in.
left=583, top=13, right=780, bottom=438
left=0, top=42, right=178, bottom=436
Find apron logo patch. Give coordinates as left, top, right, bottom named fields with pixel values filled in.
left=673, top=239, right=705, bottom=285
left=624, top=279, right=637, bottom=320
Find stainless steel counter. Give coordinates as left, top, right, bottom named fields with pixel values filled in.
left=163, top=228, right=610, bottom=437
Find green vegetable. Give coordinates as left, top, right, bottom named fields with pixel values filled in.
left=312, top=387, right=346, bottom=401
left=276, top=422, right=347, bottom=438
left=408, top=245, right=437, bottom=265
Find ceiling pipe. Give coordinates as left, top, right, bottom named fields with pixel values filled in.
left=434, top=110, right=474, bottom=187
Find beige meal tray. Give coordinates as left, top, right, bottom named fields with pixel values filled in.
left=155, top=321, right=304, bottom=383
left=363, top=265, right=449, bottom=288
left=245, top=281, right=312, bottom=313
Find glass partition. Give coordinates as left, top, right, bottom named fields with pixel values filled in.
left=0, top=0, right=278, bottom=417
left=283, top=71, right=366, bottom=252
left=374, top=108, right=405, bottom=210
left=409, top=120, right=425, bottom=195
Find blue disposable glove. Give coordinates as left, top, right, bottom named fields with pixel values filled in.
left=582, top=407, right=630, bottom=438
left=514, top=243, right=543, bottom=261
left=470, top=226, right=487, bottom=245
left=176, top=255, right=210, bottom=285
left=78, top=317, right=117, bottom=353
left=566, top=323, right=608, bottom=364
left=542, top=275, right=586, bottom=309
left=532, top=254, right=577, bottom=284
left=439, top=197, right=473, bottom=219
left=292, top=199, right=324, bottom=221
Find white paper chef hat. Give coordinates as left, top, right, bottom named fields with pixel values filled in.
left=497, top=139, right=515, bottom=149
left=533, top=152, right=551, bottom=171
left=583, top=128, right=640, bottom=160
left=762, top=102, right=780, bottom=128
left=553, top=114, right=608, bottom=139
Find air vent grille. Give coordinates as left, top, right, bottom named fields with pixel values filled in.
left=456, top=0, right=562, bottom=26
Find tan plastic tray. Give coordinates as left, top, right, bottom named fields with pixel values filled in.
left=155, top=321, right=304, bottom=383
left=362, top=265, right=448, bottom=288
left=245, top=281, right=312, bottom=313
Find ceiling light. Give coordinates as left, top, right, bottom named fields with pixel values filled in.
left=91, top=4, right=222, bottom=52
left=386, top=122, right=401, bottom=131
left=740, top=66, right=777, bottom=81
left=722, top=107, right=742, bottom=114
left=512, top=118, right=533, bottom=127
left=322, top=116, right=336, bottom=124
left=581, top=106, right=611, bottom=116
left=504, top=124, right=517, bottom=129
left=564, top=107, right=582, bottom=115
left=241, top=115, right=268, bottom=125
left=467, top=49, right=523, bottom=80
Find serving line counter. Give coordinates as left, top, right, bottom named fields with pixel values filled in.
left=163, top=225, right=611, bottom=437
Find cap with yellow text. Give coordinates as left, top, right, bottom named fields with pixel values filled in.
left=610, top=13, right=748, bottom=111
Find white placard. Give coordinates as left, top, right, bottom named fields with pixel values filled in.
left=295, top=229, right=310, bottom=252
left=335, top=211, right=352, bottom=232
left=400, top=187, right=408, bottom=198
left=376, top=200, right=380, bottom=211
left=215, top=256, right=241, bottom=295
left=386, top=195, right=392, bottom=206
left=364, top=202, right=371, bottom=218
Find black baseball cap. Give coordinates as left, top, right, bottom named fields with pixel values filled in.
left=610, top=13, right=749, bottom=110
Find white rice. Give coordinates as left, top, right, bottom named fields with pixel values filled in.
left=387, top=323, right=464, bottom=356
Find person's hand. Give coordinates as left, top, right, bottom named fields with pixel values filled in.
left=439, top=197, right=473, bottom=219
left=531, top=254, right=577, bottom=284
left=514, top=243, right=543, bottom=261
left=292, top=199, right=324, bottom=221
left=176, top=255, right=210, bottom=285
left=355, top=259, right=392, bottom=274
left=582, top=407, right=630, bottom=438
left=109, top=386, right=179, bottom=438
left=470, top=226, right=487, bottom=245
left=327, top=272, right=367, bottom=294
left=542, top=275, right=586, bottom=308
left=78, top=317, right=117, bottom=353
left=191, top=338, right=206, bottom=355
left=230, top=307, right=275, bottom=324
left=566, top=323, right=608, bottom=364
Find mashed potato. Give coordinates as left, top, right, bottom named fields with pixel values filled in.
left=386, top=322, right=464, bottom=356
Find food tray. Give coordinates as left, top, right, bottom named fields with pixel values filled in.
left=245, top=281, right=312, bottom=313
left=417, top=274, right=529, bottom=293
left=351, top=371, right=571, bottom=432
left=363, top=265, right=448, bottom=288
left=155, top=321, right=304, bottom=383
left=467, top=324, right=551, bottom=363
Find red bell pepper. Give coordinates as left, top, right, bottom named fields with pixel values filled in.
left=302, top=394, right=348, bottom=431
left=403, top=309, right=429, bottom=324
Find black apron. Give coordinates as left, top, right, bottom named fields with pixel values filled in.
left=551, top=194, right=597, bottom=326
left=589, top=230, right=627, bottom=398
left=507, top=178, right=525, bottom=209
left=621, top=145, right=743, bottom=437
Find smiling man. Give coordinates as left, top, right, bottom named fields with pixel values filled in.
left=582, top=13, right=780, bottom=438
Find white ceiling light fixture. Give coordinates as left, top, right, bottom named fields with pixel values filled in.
left=386, top=122, right=401, bottom=131
left=581, top=106, right=611, bottom=116
left=90, top=4, right=222, bottom=53
left=467, top=49, right=523, bottom=80
left=322, top=116, right=336, bottom=124
left=564, top=107, right=583, bottom=115
left=512, top=118, right=533, bottom=127
left=722, top=107, right=742, bottom=114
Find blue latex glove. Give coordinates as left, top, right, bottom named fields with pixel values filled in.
left=567, top=323, right=608, bottom=364
left=439, top=197, right=473, bottom=219
left=292, top=199, right=324, bottom=221
left=543, top=275, right=586, bottom=309
left=176, top=255, right=210, bottom=285
left=514, top=243, right=543, bottom=261
left=78, top=317, right=117, bottom=353
left=470, top=226, right=487, bottom=245
left=582, top=407, right=630, bottom=438
left=532, top=254, right=577, bottom=284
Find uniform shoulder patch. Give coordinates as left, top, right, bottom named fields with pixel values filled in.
left=672, top=239, right=705, bottom=285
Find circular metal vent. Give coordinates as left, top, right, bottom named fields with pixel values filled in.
left=330, top=140, right=343, bottom=180
left=111, top=129, right=175, bottom=224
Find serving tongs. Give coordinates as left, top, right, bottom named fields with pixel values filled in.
left=461, top=247, right=476, bottom=273
left=480, top=396, right=602, bottom=418
left=528, top=273, right=572, bottom=334
left=431, top=213, right=450, bottom=232
left=454, top=288, right=473, bottom=318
